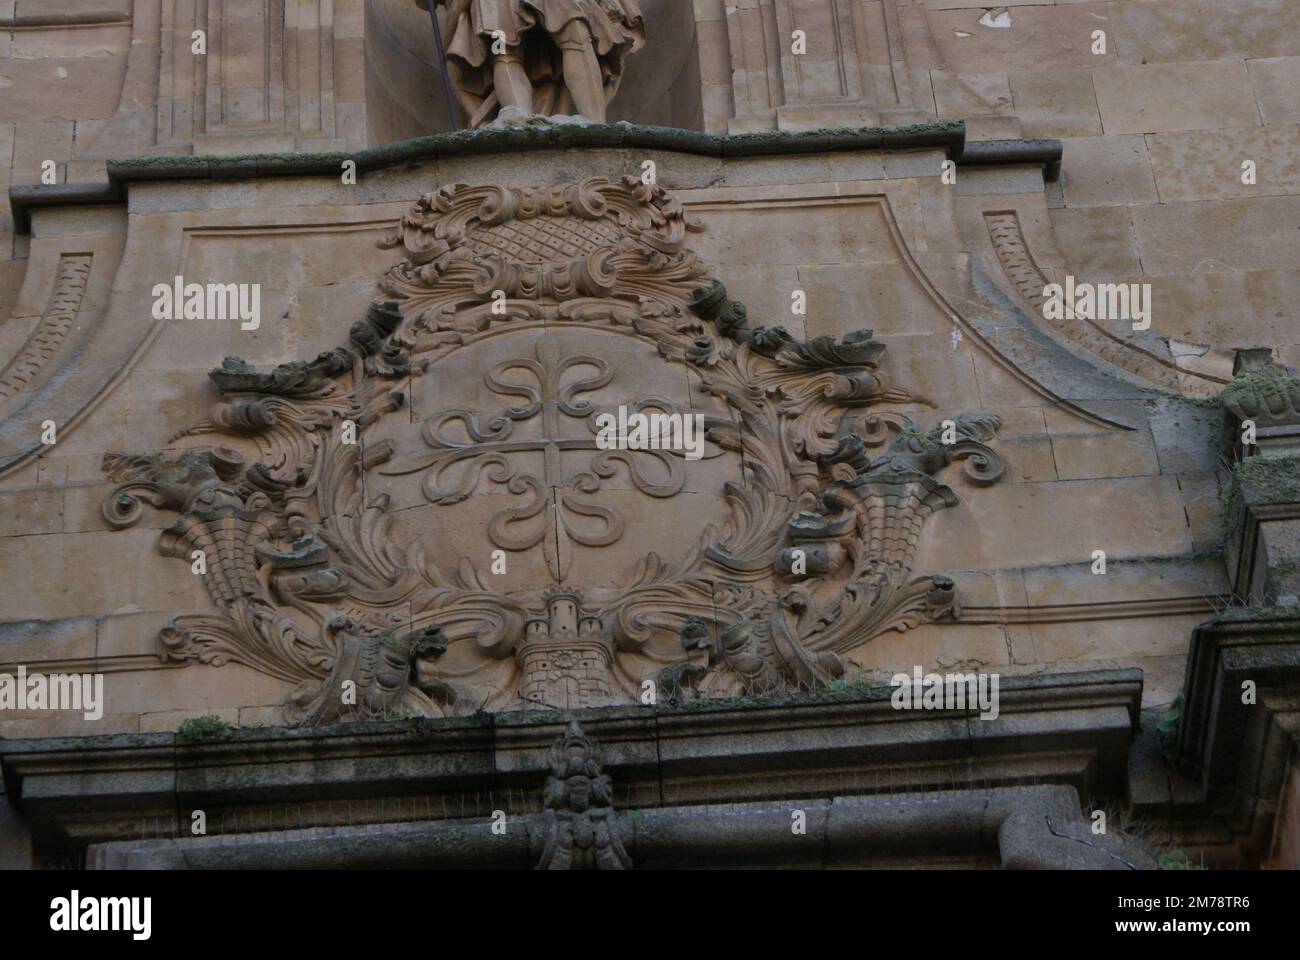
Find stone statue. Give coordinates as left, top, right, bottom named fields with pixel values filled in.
left=422, top=0, right=645, bottom=126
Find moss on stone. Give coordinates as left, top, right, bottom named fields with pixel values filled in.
left=1141, top=388, right=1223, bottom=416
left=669, top=680, right=899, bottom=713
left=110, top=154, right=211, bottom=169
left=1155, top=690, right=1182, bottom=755
left=1211, top=603, right=1300, bottom=626
left=1219, top=471, right=1239, bottom=535
left=1157, top=848, right=1206, bottom=870
left=898, top=425, right=943, bottom=450
left=1234, top=454, right=1300, bottom=504
left=101, top=121, right=968, bottom=186
left=176, top=714, right=235, bottom=741
left=1220, top=454, right=1300, bottom=538
left=1181, top=393, right=1224, bottom=409
left=1220, top=363, right=1300, bottom=407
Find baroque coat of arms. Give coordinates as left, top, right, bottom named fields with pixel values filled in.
left=102, top=177, right=1005, bottom=721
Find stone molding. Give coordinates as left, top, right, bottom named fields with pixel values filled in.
left=956, top=139, right=1061, bottom=180
left=0, top=0, right=132, bottom=28
left=84, top=783, right=1153, bottom=869
left=982, top=209, right=1224, bottom=395
left=8, top=120, right=973, bottom=234
left=720, top=0, right=929, bottom=133
left=0, top=253, right=92, bottom=401
left=0, top=668, right=1143, bottom=863
left=1174, top=608, right=1300, bottom=864
left=157, top=0, right=344, bottom=150
left=1219, top=359, right=1300, bottom=603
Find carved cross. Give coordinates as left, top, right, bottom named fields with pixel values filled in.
left=383, top=338, right=709, bottom=581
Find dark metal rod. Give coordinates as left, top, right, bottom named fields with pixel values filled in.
left=427, top=1, right=460, bottom=131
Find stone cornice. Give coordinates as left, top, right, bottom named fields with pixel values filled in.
left=8, top=182, right=123, bottom=234
left=1177, top=607, right=1300, bottom=786
left=957, top=138, right=1063, bottom=180
left=961, top=596, right=1222, bottom=625
left=1, top=669, right=1141, bottom=859
left=8, top=120, right=1063, bottom=234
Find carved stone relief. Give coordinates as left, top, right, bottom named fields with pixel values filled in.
left=533, top=720, right=631, bottom=870
left=0, top=254, right=92, bottom=401
left=102, top=176, right=1005, bottom=719
left=983, top=211, right=1224, bottom=395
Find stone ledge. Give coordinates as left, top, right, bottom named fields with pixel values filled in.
left=1221, top=454, right=1300, bottom=602
left=1, top=668, right=1142, bottom=859
left=2, top=0, right=131, bottom=27
left=1177, top=607, right=1300, bottom=785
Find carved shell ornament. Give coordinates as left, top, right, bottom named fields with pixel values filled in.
left=101, top=177, right=1005, bottom=721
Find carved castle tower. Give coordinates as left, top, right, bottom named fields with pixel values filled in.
left=519, top=589, right=618, bottom=710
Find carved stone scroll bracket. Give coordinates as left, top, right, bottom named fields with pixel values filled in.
left=100, top=448, right=344, bottom=685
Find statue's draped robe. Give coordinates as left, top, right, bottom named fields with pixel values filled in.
left=445, top=0, right=645, bottom=118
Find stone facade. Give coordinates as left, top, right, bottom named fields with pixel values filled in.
left=0, top=0, right=1298, bottom=870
